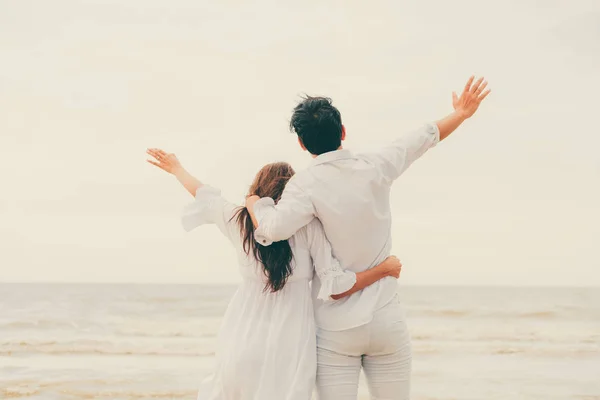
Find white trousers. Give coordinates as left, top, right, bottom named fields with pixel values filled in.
left=316, top=295, right=412, bottom=400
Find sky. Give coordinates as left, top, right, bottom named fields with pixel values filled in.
left=0, top=0, right=599, bottom=286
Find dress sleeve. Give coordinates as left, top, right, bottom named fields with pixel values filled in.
left=306, top=219, right=357, bottom=302
left=181, top=185, right=239, bottom=244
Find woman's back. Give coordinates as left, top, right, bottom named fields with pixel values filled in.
left=182, top=185, right=318, bottom=400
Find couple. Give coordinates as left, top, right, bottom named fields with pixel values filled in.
left=147, top=76, right=490, bottom=400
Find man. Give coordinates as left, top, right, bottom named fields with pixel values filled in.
left=246, top=77, right=490, bottom=399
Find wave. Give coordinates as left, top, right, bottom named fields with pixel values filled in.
left=493, top=348, right=523, bottom=355
left=0, top=320, right=220, bottom=339
left=57, top=389, right=194, bottom=399
left=410, top=308, right=578, bottom=320
left=114, top=328, right=217, bottom=339
left=417, top=309, right=471, bottom=317
left=517, top=311, right=557, bottom=318
left=409, top=342, right=600, bottom=357
left=410, top=331, right=600, bottom=345
left=0, top=340, right=214, bottom=357
left=3, top=386, right=40, bottom=398
left=0, top=319, right=83, bottom=329
left=2, top=384, right=195, bottom=400
left=491, top=347, right=600, bottom=356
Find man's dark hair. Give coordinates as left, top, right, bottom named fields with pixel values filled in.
left=289, top=96, right=342, bottom=155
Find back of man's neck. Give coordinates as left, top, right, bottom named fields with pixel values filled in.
left=310, top=146, right=344, bottom=158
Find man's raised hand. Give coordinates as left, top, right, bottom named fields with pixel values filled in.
left=452, top=76, right=491, bottom=119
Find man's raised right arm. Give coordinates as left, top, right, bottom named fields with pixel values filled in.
left=246, top=179, right=315, bottom=246
left=365, top=76, right=491, bottom=183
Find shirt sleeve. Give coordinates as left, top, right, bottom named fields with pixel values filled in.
left=362, top=123, right=440, bottom=183
left=181, top=185, right=239, bottom=244
left=253, top=178, right=316, bottom=246
left=306, top=219, right=357, bottom=302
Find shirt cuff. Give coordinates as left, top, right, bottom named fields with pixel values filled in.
left=317, top=271, right=357, bottom=302
left=253, top=197, right=275, bottom=246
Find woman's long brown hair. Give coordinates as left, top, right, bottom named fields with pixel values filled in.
left=232, top=162, right=295, bottom=292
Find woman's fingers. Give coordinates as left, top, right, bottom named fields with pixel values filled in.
left=147, top=159, right=161, bottom=168
left=147, top=149, right=167, bottom=162
left=155, top=149, right=168, bottom=157
left=147, top=148, right=164, bottom=155
left=146, top=148, right=179, bottom=175
left=146, top=150, right=157, bottom=160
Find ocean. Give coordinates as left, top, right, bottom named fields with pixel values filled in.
left=1, top=284, right=599, bottom=400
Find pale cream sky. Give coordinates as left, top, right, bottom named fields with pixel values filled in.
left=1, top=0, right=598, bottom=285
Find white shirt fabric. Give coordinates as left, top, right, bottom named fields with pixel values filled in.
left=253, top=123, right=440, bottom=331
left=181, top=185, right=357, bottom=400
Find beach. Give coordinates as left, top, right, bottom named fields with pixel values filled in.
left=1, top=284, right=599, bottom=400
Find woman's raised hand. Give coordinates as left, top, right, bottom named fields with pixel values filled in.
left=146, top=148, right=183, bottom=175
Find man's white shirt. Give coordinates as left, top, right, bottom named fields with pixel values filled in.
left=253, top=123, right=440, bottom=331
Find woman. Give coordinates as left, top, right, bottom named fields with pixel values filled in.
left=146, top=148, right=401, bottom=400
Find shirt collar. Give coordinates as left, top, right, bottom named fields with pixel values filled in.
left=310, top=149, right=356, bottom=167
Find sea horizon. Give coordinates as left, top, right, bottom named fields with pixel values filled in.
left=2, top=281, right=599, bottom=288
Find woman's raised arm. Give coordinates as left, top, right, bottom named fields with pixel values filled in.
left=147, top=148, right=203, bottom=196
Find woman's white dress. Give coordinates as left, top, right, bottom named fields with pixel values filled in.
left=181, top=186, right=357, bottom=400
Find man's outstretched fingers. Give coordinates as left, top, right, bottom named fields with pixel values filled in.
left=470, top=77, right=484, bottom=94
left=463, top=76, right=475, bottom=94
left=479, top=89, right=491, bottom=102
left=475, top=81, right=488, bottom=96
left=452, top=91, right=459, bottom=103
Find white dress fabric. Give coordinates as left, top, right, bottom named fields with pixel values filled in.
left=181, top=185, right=357, bottom=400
